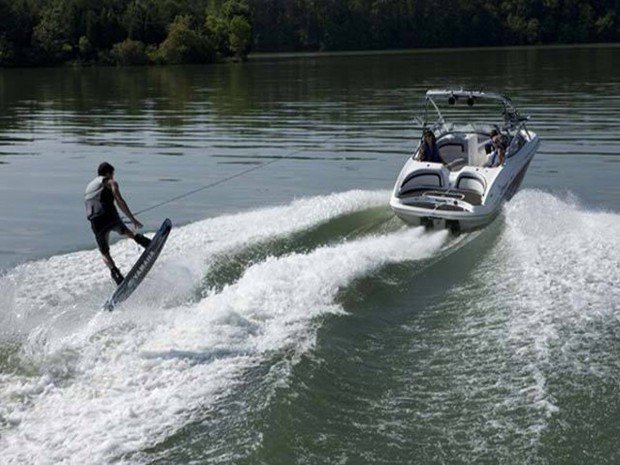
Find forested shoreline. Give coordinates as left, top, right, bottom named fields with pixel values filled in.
left=0, top=0, right=618, bottom=67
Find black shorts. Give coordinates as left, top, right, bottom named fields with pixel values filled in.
left=90, top=215, right=130, bottom=255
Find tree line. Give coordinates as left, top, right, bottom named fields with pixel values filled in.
left=0, top=0, right=252, bottom=66
left=251, top=0, right=619, bottom=51
left=1, top=0, right=618, bottom=67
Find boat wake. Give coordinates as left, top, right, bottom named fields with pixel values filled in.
left=368, top=189, right=620, bottom=462
left=499, top=190, right=619, bottom=419
left=0, top=189, right=617, bottom=464
left=0, top=190, right=447, bottom=464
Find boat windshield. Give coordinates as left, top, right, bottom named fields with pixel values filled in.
left=432, top=122, right=496, bottom=138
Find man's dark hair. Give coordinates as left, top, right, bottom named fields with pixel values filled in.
left=97, top=162, right=115, bottom=176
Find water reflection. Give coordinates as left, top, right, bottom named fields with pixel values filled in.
left=0, top=45, right=618, bottom=268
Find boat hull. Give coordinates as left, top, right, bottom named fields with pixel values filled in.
left=390, top=134, right=539, bottom=232
left=390, top=201, right=499, bottom=232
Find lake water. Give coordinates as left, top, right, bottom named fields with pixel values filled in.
left=0, top=45, right=618, bottom=464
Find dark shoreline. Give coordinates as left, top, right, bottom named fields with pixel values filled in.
left=1, top=42, right=618, bottom=70
left=248, top=42, right=620, bottom=60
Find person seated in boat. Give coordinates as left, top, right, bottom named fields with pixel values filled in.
left=484, top=134, right=506, bottom=167
left=484, top=129, right=500, bottom=154
left=419, top=129, right=443, bottom=163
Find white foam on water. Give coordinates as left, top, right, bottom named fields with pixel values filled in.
left=500, top=190, right=619, bottom=400
left=456, top=190, right=620, bottom=453
left=375, top=190, right=619, bottom=461
left=0, top=191, right=448, bottom=465
left=0, top=189, right=389, bottom=338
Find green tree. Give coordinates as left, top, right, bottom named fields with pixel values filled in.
left=0, top=35, right=14, bottom=65
left=595, top=11, right=617, bottom=41
left=111, top=38, right=149, bottom=65
left=205, top=0, right=251, bottom=58
left=228, top=15, right=251, bottom=59
left=221, top=0, right=250, bottom=20
left=156, top=15, right=214, bottom=64
left=123, top=0, right=166, bottom=44
left=78, top=35, right=96, bottom=60
left=33, top=0, right=76, bottom=62
left=205, top=13, right=229, bottom=55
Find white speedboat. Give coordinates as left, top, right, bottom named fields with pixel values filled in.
left=390, top=89, right=539, bottom=232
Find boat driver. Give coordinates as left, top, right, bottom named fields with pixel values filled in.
left=85, top=162, right=151, bottom=285
left=484, top=134, right=506, bottom=168
left=419, top=129, right=443, bottom=163
left=484, top=129, right=500, bottom=153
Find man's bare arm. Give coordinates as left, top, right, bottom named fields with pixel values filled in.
left=110, top=180, right=143, bottom=228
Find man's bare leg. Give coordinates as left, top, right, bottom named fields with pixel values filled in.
left=101, top=251, right=124, bottom=285
left=101, top=251, right=116, bottom=270
left=100, top=231, right=150, bottom=286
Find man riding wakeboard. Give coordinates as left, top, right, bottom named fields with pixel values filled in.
left=85, top=162, right=151, bottom=285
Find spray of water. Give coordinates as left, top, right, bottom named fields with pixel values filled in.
left=0, top=190, right=448, bottom=464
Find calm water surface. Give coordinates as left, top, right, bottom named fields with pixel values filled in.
left=0, top=45, right=618, bottom=464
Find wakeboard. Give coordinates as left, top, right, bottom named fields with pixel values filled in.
left=103, top=218, right=172, bottom=311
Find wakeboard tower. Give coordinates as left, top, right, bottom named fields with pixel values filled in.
left=103, top=218, right=172, bottom=311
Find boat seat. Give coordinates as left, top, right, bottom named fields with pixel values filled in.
left=399, top=171, right=443, bottom=196
left=455, top=174, right=486, bottom=195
